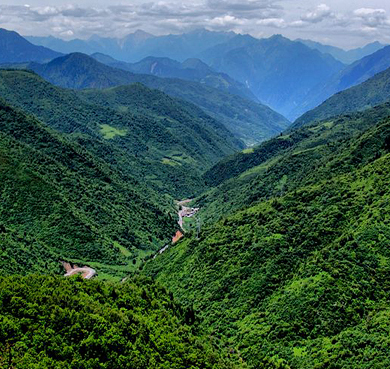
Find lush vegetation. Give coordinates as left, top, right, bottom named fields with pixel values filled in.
left=0, top=100, right=177, bottom=275
left=0, top=69, right=240, bottom=198
left=3, top=29, right=390, bottom=369
left=27, top=52, right=289, bottom=146
left=145, top=115, right=390, bottom=368
left=0, top=275, right=243, bottom=368
left=199, top=103, right=390, bottom=223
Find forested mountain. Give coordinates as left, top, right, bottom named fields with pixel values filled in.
left=145, top=102, right=390, bottom=368
left=2, top=21, right=390, bottom=369
left=0, top=69, right=240, bottom=198
left=91, top=53, right=257, bottom=101
left=26, top=53, right=289, bottom=146
left=0, top=28, right=62, bottom=63
left=27, top=28, right=236, bottom=62
left=294, top=45, right=390, bottom=118
left=298, top=39, right=386, bottom=64
left=0, top=275, right=242, bottom=368
left=199, top=34, right=345, bottom=120
left=0, top=98, right=177, bottom=276
left=294, top=66, right=390, bottom=128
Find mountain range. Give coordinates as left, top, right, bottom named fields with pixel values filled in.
left=24, top=52, right=289, bottom=146
left=8, top=27, right=390, bottom=122
left=292, top=45, right=390, bottom=118
left=27, top=28, right=236, bottom=62
left=2, top=24, right=390, bottom=369
left=298, top=39, right=386, bottom=64
left=199, top=34, right=345, bottom=120
left=91, top=52, right=257, bottom=101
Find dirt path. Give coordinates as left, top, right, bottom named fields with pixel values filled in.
left=62, top=261, right=96, bottom=280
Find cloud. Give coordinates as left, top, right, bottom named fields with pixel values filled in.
left=300, top=3, right=333, bottom=24
left=0, top=1, right=288, bottom=37
left=0, top=1, right=389, bottom=49
left=257, top=17, right=286, bottom=28
left=353, top=8, right=390, bottom=28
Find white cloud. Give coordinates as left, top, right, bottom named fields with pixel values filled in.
left=257, top=17, right=286, bottom=28
left=353, top=8, right=390, bottom=27
left=0, top=1, right=390, bottom=49
left=301, top=4, right=333, bottom=24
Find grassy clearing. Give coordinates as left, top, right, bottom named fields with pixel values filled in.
left=243, top=148, right=254, bottom=154
left=162, top=158, right=181, bottom=166
left=99, top=124, right=127, bottom=139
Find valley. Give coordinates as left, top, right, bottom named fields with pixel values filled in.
left=1, top=19, right=390, bottom=369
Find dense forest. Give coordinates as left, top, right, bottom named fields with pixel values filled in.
left=145, top=113, right=390, bottom=368
left=0, top=99, right=178, bottom=277
left=0, top=69, right=242, bottom=198
left=0, top=275, right=243, bottom=368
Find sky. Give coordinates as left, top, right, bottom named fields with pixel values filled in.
left=0, top=0, right=390, bottom=48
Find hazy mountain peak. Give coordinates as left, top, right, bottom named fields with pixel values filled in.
left=90, top=52, right=118, bottom=64
left=181, top=58, right=211, bottom=71
left=124, top=29, right=154, bottom=41
left=0, top=27, right=62, bottom=63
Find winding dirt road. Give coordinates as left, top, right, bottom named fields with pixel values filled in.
left=62, top=262, right=96, bottom=279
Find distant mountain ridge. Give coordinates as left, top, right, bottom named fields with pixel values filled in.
left=200, top=34, right=345, bottom=120
left=27, top=28, right=236, bottom=62
left=0, top=28, right=62, bottom=63
left=91, top=52, right=258, bottom=101
left=297, top=39, right=386, bottom=64
left=292, top=45, right=390, bottom=119
left=293, top=66, right=390, bottom=128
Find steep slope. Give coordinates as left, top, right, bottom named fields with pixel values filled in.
left=0, top=28, right=61, bottom=63
left=91, top=53, right=257, bottom=102
left=294, top=45, right=390, bottom=118
left=200, top=34, right=345, bottom=120
left=298, top=39, right=386, bottom=64
left=145, top=111, right=390, bottom=369
left=0, top=69, right=240, bottom=197
left=0, top=275, right=241, bottom=368
left=0, top=100, right=177, bottom=275
left=294, top=66, right=390, bottom=128
left=27, top=53, right=290, bottom=146
left=200, top=103, right=390, bottom=222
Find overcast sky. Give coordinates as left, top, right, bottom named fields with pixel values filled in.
left=0, top=0, right=389, bottom=48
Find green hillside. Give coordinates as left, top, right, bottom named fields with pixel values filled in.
left=294, top=66, right=390, bottom=128
left=0, top=100, right=177, bottom=276
left=0, top=69, right=240, bottom=198
left=0, top=275, right=242, bottom=368
left=28, top=53, right=290, bottom=146
left=200, top=103, right=390, bottom=222
left=145, top=114, right=390, bottom=368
